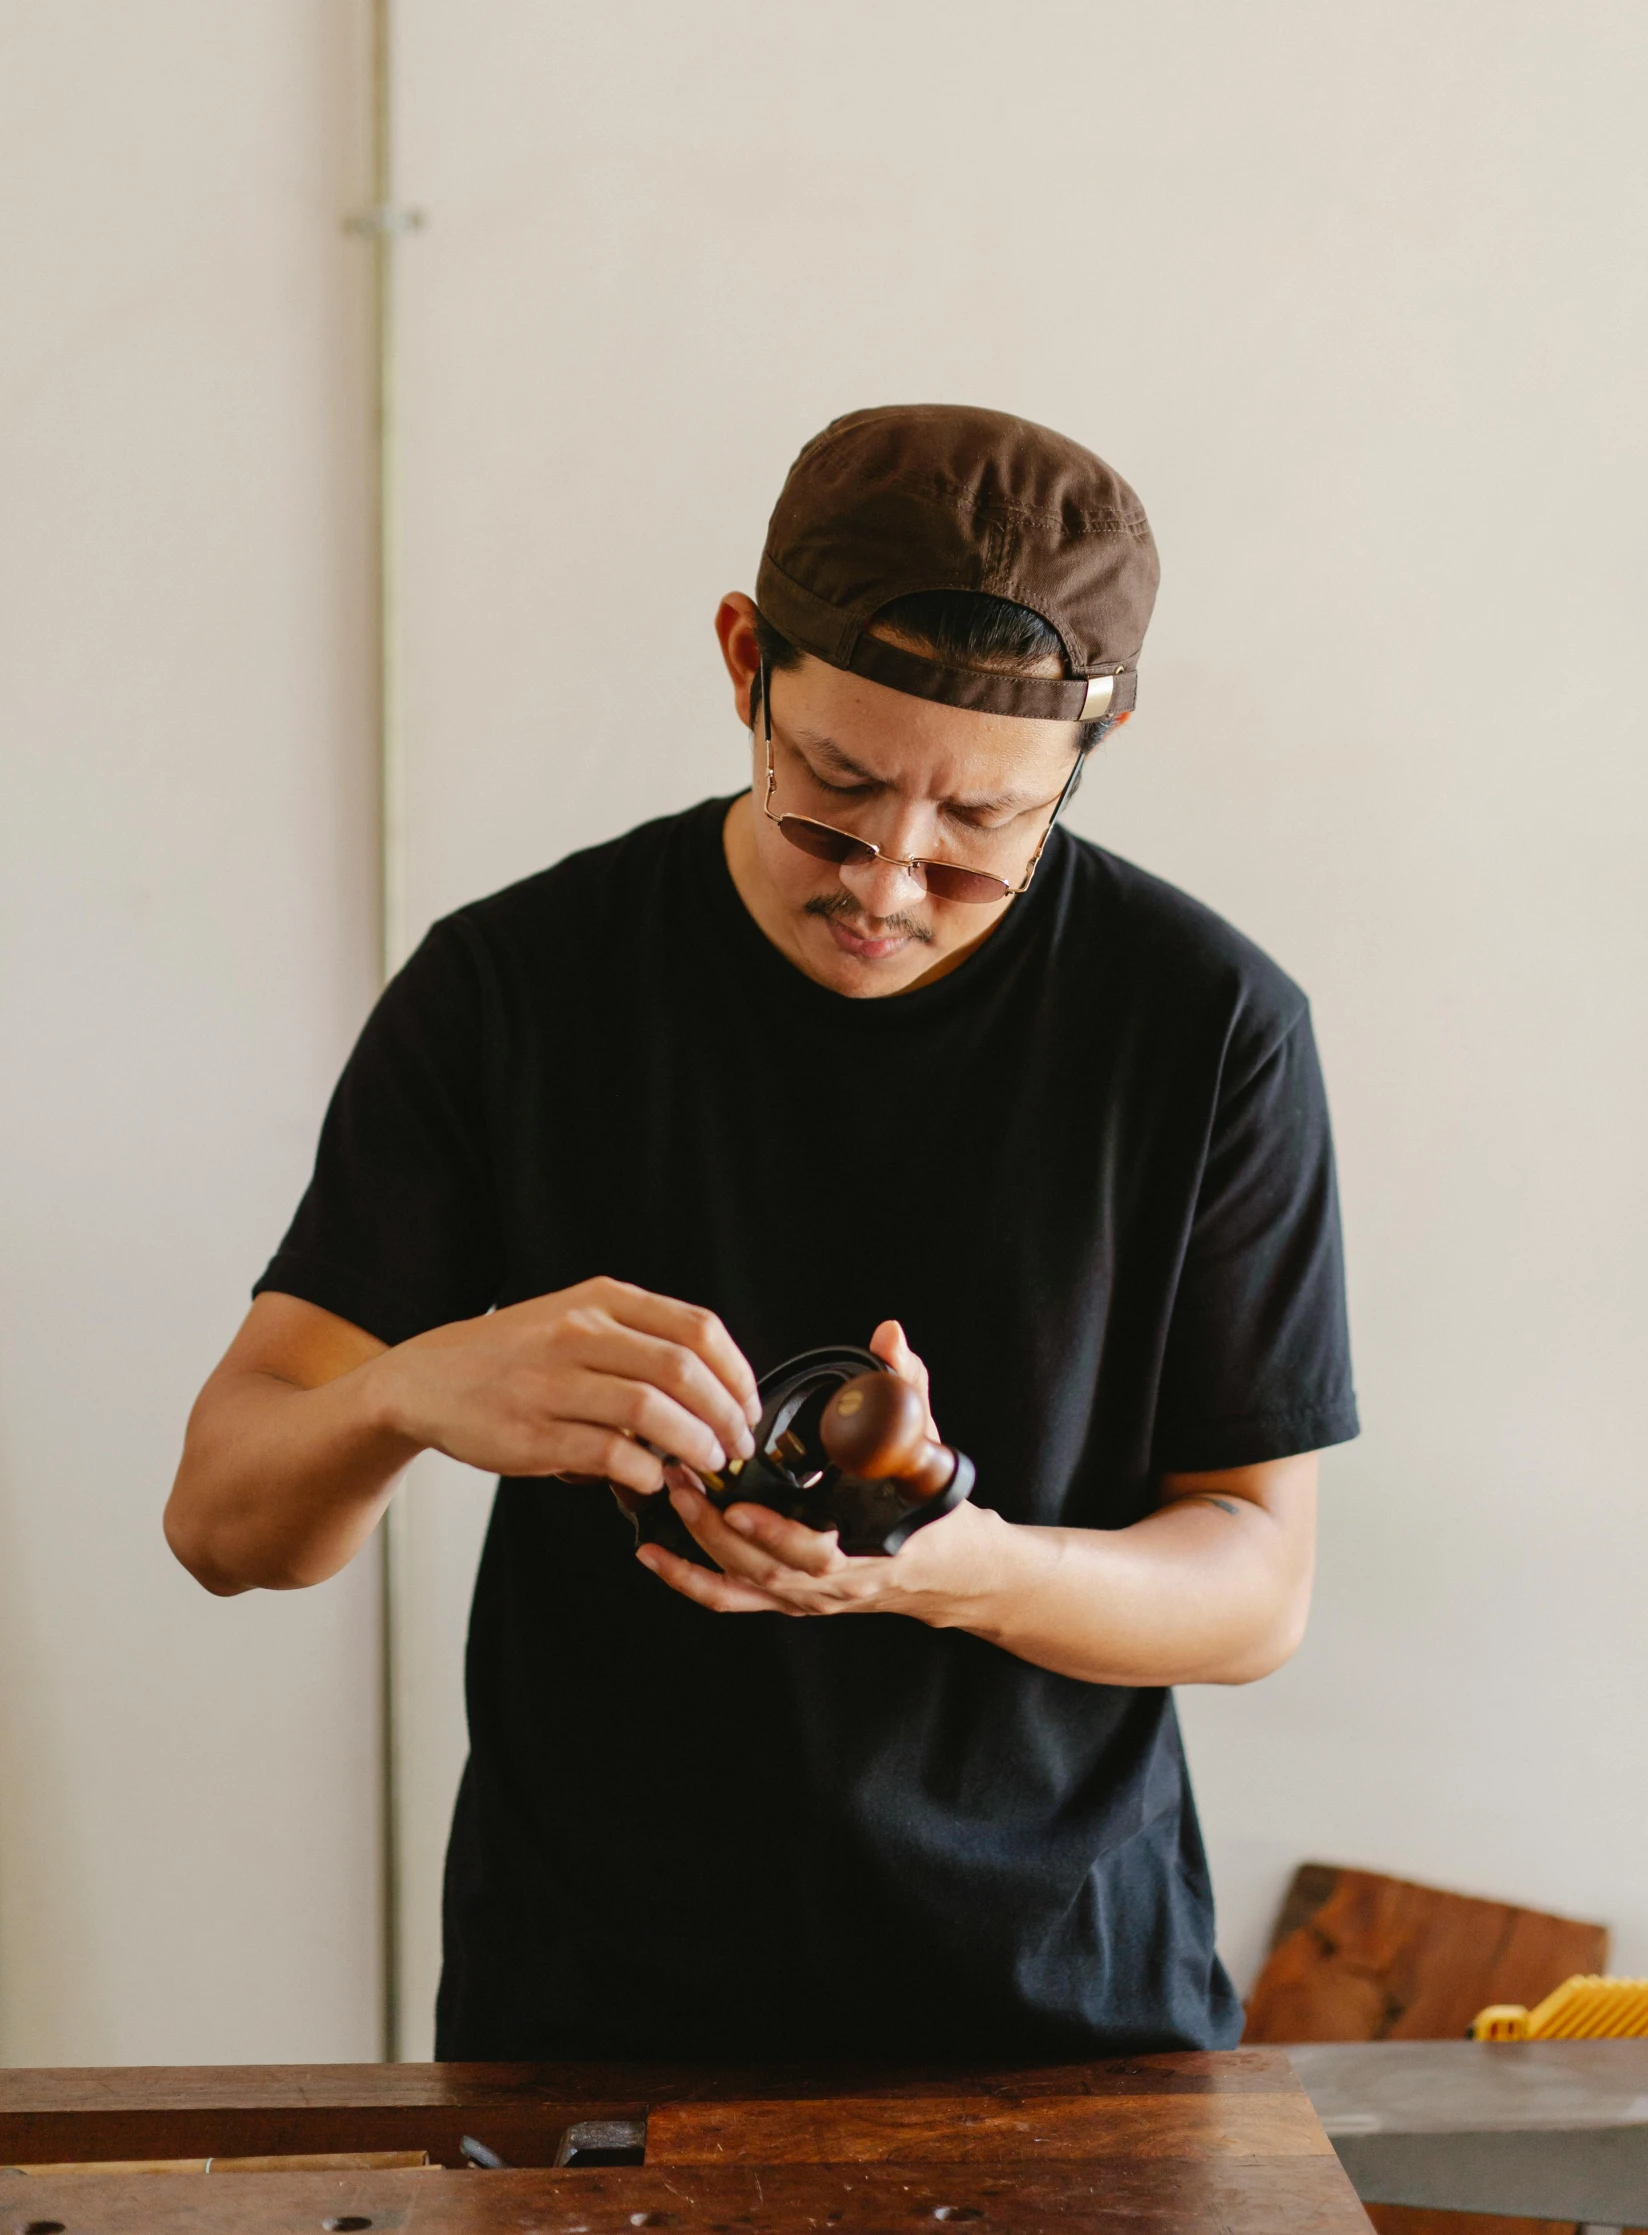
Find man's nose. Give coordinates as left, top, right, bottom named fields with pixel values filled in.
left=837, top=848, right=927, bottom=916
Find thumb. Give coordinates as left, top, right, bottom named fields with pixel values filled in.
left=869, top=1320, right=938, bottom=1439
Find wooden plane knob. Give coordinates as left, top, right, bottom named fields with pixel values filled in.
left=820, top=1373, right=956, bottom=1500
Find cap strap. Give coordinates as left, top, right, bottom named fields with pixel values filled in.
left=847, top=632, right=1134, bottom=722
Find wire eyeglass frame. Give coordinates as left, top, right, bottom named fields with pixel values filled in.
left=756, top=655, right=1084, bottom=906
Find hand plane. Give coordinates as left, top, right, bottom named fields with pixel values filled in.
left=618, top=1344, right=974, bottom=1561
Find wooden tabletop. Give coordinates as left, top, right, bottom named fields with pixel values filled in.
left=0, top=2048, right=1373, bottom=2232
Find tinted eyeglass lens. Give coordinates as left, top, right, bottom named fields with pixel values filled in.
left=776, top=815, right=874, bottom=868
left=921, top=862, right=1012, bottom=904
left=777, top=817, right=1009, bottom=905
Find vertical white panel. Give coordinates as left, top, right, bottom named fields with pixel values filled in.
left=388, top=1453, right=492, bottom=2058
left=0, top=2, right=381, bottom=2060
left=390, top=0, right=1648, bottom=2036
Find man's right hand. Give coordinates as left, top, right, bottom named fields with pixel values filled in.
left=165, top=1280, right=760, bottom=1594
left=371, top=1278, right=760, bottom=1492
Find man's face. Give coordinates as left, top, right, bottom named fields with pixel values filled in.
left=716, top=594, right=1090, bottom=999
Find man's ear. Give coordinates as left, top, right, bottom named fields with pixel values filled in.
left=715, top=592, right=761, bottom=728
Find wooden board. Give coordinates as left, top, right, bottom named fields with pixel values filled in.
left=0, top=2049, right=1316, bottom=2170
left=1243, top=1864, right=1609, bottom=2046
left=0, top=2051, right=1372, bottom=2233
left=1364, top=2214, right=1582, bottom=2235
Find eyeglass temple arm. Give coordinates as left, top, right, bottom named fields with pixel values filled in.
left=1009, top=747, right=1086, bottom=894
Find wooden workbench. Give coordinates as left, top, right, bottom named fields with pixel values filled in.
left=0, top=2048, right=1372, bottom=2232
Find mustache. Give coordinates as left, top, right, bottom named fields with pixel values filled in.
left=803, top=891, right=935, bottom=946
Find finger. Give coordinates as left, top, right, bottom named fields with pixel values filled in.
left=671, top=1480, right=842, bottom=1585
left=869, top=1318, right=938, bottom=1437
left=563, top=1324, right=755, bottom=1463
left=543, top=1420, right=666, bottom=1495
left=590, top=1281, right=762, bottom=1427
left=869, top=1317, right=921, bottom=1386
left=716, top=1499, right=845, bottom=1578
left=635, top=1541, right=796, bottom=1615
left=555, top=1359, right=737, bottom=1475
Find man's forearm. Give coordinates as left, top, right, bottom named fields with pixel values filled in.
left=166, top=1360, right=419, bottom=1595
left=168, top=1281, right=763, bottom=1596
left=934, top=1477, right=1316, bottom=1686
left=652, top=1446, right=1320, bottom=1679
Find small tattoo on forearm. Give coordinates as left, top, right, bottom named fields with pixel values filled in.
left=1192, top=1495, right=1241, bottom=1516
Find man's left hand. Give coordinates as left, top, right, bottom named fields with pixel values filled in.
left=632, top=1315, right=1320, bottom=1688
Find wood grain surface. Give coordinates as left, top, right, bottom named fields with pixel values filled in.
left=1, top=2156, right=1375, bottom=2234
left=0, top=2047, right=1299, bottom=2113
left=0, top=2050, right=1303, bottom=2171
left=1365, top=2214, right=1582, bottom=2235
left=1243, top=1865, right=1608, bottom=2046
left=0, top=2051, right=1372, bottom=2234
left=646, top=2088, right=1335, bottom=2165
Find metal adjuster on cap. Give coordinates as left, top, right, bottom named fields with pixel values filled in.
left=1081, top=671, right=1118, bottom=720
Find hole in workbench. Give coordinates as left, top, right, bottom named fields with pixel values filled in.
left=23, top=2220, right=67, bottom=2235
left=322, top=2219, right=373, bottom=2231
left=555, top=2118, right=648, bottom=2168
left=628, top=2215, right=679, bottom=2227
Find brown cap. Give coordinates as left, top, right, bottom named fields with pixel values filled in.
left=755, top=404, right=1159, bottom=723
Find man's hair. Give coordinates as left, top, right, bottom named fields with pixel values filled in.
left=751, top=589, right=1118, bottom=749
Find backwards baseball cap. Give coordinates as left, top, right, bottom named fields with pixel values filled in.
left=755, top=404, right=1159, bottom=725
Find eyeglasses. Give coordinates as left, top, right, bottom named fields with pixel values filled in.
left=757, top=658, right=1083, bottom=906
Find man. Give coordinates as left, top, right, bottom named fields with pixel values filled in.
left=167, top=404, right=1356, bottom=2061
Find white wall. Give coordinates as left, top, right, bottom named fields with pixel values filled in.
left=3, top=0, right=1644, bottom=2071
left=0, top=3, right=383, bottom=2061
left=387, top=0, right=1648, bottom=2048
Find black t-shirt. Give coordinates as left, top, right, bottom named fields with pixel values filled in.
left=257, top=797, right=1357, bottom=2062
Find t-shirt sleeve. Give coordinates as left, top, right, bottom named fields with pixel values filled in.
left=253, top=917, right=503, bottom=1346
left=1151, top=1001, right=1358, bottom=1473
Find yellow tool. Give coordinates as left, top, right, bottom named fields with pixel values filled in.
left=1472, top=1976, right=1648, bottom=2040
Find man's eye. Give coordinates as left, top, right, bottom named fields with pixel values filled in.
left=813, top=776, right=875, bottom=800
